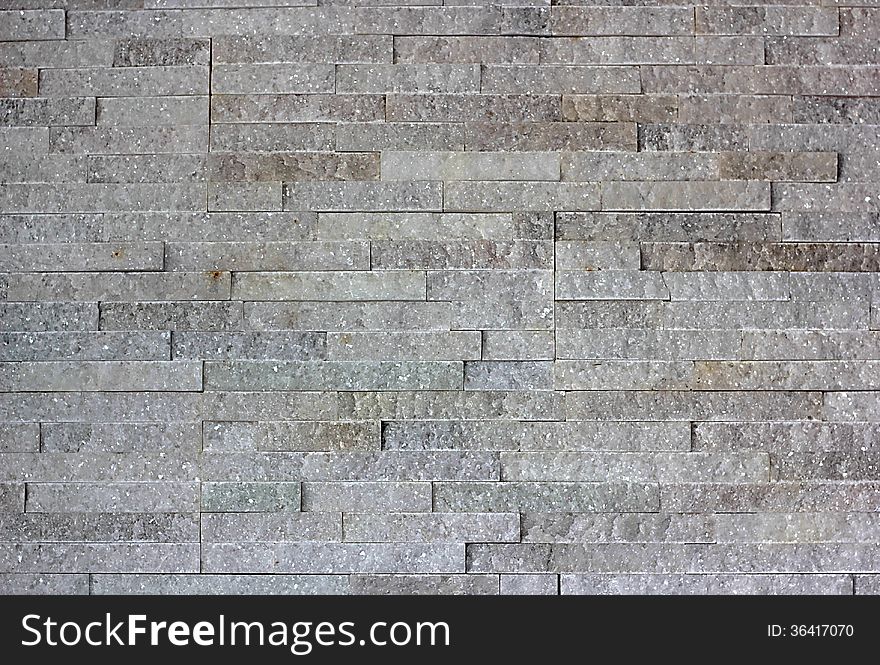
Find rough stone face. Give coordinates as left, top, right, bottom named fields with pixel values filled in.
left=0, top=1, right=875, bottom=597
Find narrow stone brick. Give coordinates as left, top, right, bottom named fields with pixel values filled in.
left=740, top=330, right=880, bottom=360
left=601, top=181, right=770, bottom=211
left=0, top=303, right=98, bottom=332
left=0, top=543, right=199, bottom=574
left=0, top=68, right=38, bottom=97
left=523, top=513, right=714, bottom=544
left=0, top=361, right=202, bottom=392
left=0, top=40, right=113, bottom=69
left=53, top=125, right=207, bottom=155
left=715, top=513, right=880, bottom=544
left=0, top=331, right=169, bottom=362
left=555, top=271, right=669, bottom=300
left=482, top=331, right=555, bottom=361
left=664, top=272, right=790, bottom=301
left=555, top=212, right=781, bottom=242
left=283, top=182, right=442, bottom=212
left=640, top=123, right=749, bottom=151
left=718, top=151, right=837, bottom=182
left=643, top=243, right=880, bottom=272
left=211, top=124, right=335, bottom=152
left=0, top=243, right=163, bottom=272
left=96, top=96, right=208, bottom=126
left=203, top=542, right=463, bottom=574
left=302, top=482, right=432, bottom=512
left=203, top=421, right=378, bottom=452
left=335, top=122, right=464, bottom=151
left=26, top=482, right=199, bottom=513
left=0, top=98, right=95, bottom=127
left=693, top=422, right=880, bottom=453
left=233, top=271, right=426, bottom=301
left=434, top=482, right=659, bottom=512
left=209, top=151, right=379, bottom=181
left=550, top=7, right=694, bottom=36
left=381, top=151, right=559, bottom=181
left=1, top=272, right=230, bottom=302
left=0, top=424, right=39, bottom=453
left=41, top=423, right=199, bottom=453
left=327, top=331, right=480, bottom=361
left=0, top=155, right=88, bottom=184
left=464, top=121, right=636, bottom=151
left=678, top=94, right=793, bottom=124
left=661, top=483, right=880, bottom=513
left=445, top=182, right=600, bottom=212
left=41, top=66, right=209, bottom=97
left=213, top=34, right=390, bottom=64
left=386, top=94, right=560, bottom=123
left=173, top=331, right=325, bottom=361
left=350, top=574, right=498, bottom=595
left=87, top=155, right=206, bottom=184
left=201, top=391, right=339, bottom=422
left=337, top=64, right=479, bottom=93
left=562, top=574, right=852, bottom=595
left=113, top=38, right=210, bottom=67
left=858, top=576, right=880, bottom=595
left=214, top=92, right=385, bottom=123
left=0, top=214, right=105, bottom=244
left=92, top=574, right=348, bottom=595
left=0, top=574, right=88, bottom=595
left=0, top=10, right=65, bottom=40
left=245, top=301, right=452, bottom=331
left=208, top=182, right=281, bottom=212
left=562, top=95, right=678, bottom=122
left=395, top=36, right=539, bottom=64
left=540, top=37, right=693, bottom=65
left=382, top=420, right=689, bottom=452
left=554, top=360, right=695, bottom=391
left=0, top=452, right=197, bottom=482
left=201, top=513, right=341, bottom=542
left=500, top=574, right=557, bottom=595
left=695, top=36, right=764, bottom=65
left=482, top=65, right=640, bottom=94
left=565, top=390, right=823, bottom=422
left=562, top=152, right=718, bottom=182
left=464, top=360, right=553, bottom=391
left=557, top=329, right=741, bottom=361
left=824, top=392, right=880, bottom=422
left=0, top=183, right=206, bottom=213
left=0, top=127, right=47, bottom=154
left=211, top=64, right=334, bottom=94
left=202, top=482, right=300, bottom=513
left=0, top=392, right=205, bottom=424
left=100, top=302, right=241, bottom=332
left=372, top=240, right=552, bottom=270
left=0, top=484, right=24, bottom=512
left=691, top=360, right=880, bottom=391
left=0, top=513, right=198, bottom=543
left=696, top=7, right=839, bottom=36
left=105, top=212, right=317, bottom=242
left=166, top=241, right=369, bottom=271
left=344, top=513, right=519, bottom=543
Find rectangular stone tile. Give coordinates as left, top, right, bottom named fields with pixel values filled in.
left=550, top=7, right=694, bottom=36
left=203, top=421, right=377, bottom=452
left=792, top=96, right=880, bottom=125
left=696, top=7, right=839, bottom=36
left=482, top=65, right=639, bottom=94
left=233, top=271, right=425, bottom=301
left=464, top=121, right=636, bottom=151
left=664, top=271, right=790, bottom=301
left=0, top=242, right=163, bottom=272
left=0, top=424, right=39, bottom=453
left=643, top=242, right=880, bottom=272
left=445, top=182, right=599, bottom=212
left=555, top=271, right=669, bottom=300
left=0, top=360, right=201, bottom=392
left=500, top=574, right=557, bottom=596
left=775, top=184, right=880, bottom=213
left=337, top=390, right=564, bottom=422
left=208, top=182, right=281, bottom=212
left=203, top=542, right=463, bottom=574
left=0, top=303, right=88, bottom=332
left=562, top=574, right=852, bottom=595
left=41, top=66, right=209, bottom=97
left=772, top=452, right=880, bottom=481
left=343, top=513, right=518, bottom=543
left=503, top=452, right=768, bottom=483
left=540, top=36, right=694, bottom=65
left=86, top=155, right=205, bottom=185
left=0, top=513, right=198, bottom=543
left=395, top=36, right=539, bottom=64
left=349, top=574, right=498, bottom=595
left=327, top=331, right=480, bottom=361
left=213, top=34, right=391, bottom=64
left=556, top=212, right=781, bottom=242
left=0, top=331, right=169, bottom=361
left=201, top=451, right=497, bottom=482
left=692, top=360, right=880, bottom=391
left=201, top=513, right=341, bottom=542
left=302, top=482, right=432, bottom=512
left=200, top=391, right=339, bottom=422
left=211, top=124, right=335, bottom=152
left=100, top=302, right=242, bottom=331
left=0, top=452, right=197, bottom=482
left=214, top=94, right=384, bottom=124
left=201, top=482, right=301, bottom=513
left=166, top=241, right=369, bottom=271
left=0, top=214, right=105, bottom=244
left=382, top=421, right=690, bottom=452
left=335, top=122, right=464, bottom=151
left=783, top=212, right=880, bottom=242
left=0, top=484, right=24, bottom=512
left=244, top=301, right=452, bottom=331
left=601, top=181, right=770, bottom=211
left=95, top=96, right=208, bottom=126
left=464, top=361, right=554, bottom=391
left=0, top=68, right=37, bottom=97
left=661, top=482, right=880, bottom=512
left=0, top=543, right=199, bottom=573
left=554, top=360, right=695, bottom=390
left=557, top=329, right=741, bottom=361
left=51, top=126, right=208, bottom=155
left=25, top=482, right=199, bottom=513
left=0, top=574, right=88, bottom=595
left=0, top=98, right=95, bottom=127
left=0, top=40, right=113, bottom=69
left=718, top=151, right=837, bottom=182
left=386, top=94, right=560, bottom=123
left=789, top=273, right=880, bottom=301
left=434, top=482, right=658, bottom=512
left=41, top=423, right=199, bottom=453
left=105, top=212, right=317, bottom=242
left=211, top=64, right=334, bottom=94
left=678, top=94, right=794, bottom=124
left=283, top=182, right=442, bottom=212
left=767, top=36, right=880, bottom=66
left=565, top=390, right=823, bottom=421
left=716, top=513, right=880, bottom=544
left=562, top=94, right=678, bottom=123
left=556, top=241, right=640, bottom=270
left=337, top=64, right=479, bottom=93
left=0, top=154, right=88, bottom=184
left=0, top=392, right=205, bottom=424
left=0, top=10, right=64, bottom=40
left=173, top=331, right=325, bottom=360
left=562, top=152, right=718, bottom=182
left=695, top=36, right=764, bottom=65
left=0, top=127, right=47, bottom=154
left=523, top=513, right=714, bottom=544
left=640, top=123, right=750, bottom=151
left=92, top=573, right=348, bottom=595
left=381, top=151, right=559, bottom=181
left=209, top=151, right=379, bottom=181
left=693, top=422, right=880, bottom=453
left=482, top=331, right=554, bottom=361
left=858, top=576, right=880, bottom=595
left=372, top=240, right=552, bottom=270
left=0, top=183, right=206, bottom=213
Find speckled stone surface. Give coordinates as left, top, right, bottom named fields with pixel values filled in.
left=1, top=2, right=879, bottom=596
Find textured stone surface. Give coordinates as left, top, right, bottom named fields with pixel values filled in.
left=0, top=1, right=875, bottom=597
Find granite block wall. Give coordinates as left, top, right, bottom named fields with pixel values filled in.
left=0, top=1, right=879, bottom=596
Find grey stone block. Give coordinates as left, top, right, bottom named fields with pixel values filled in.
left=208, top=182, right=281, bottom=212
left=500, top=574, right=557, bottom=595
left=100, top=302, right=243, bottom=332
left=482, top=65, right=640, bottom=94
left=96, top=96, right=209, bottom=126
left=640, top=123, right=749, bottom=152
left=25, top=483, right=199, bottom=513
left=337, top=64, right=480, bottom=93
left=0, top=184, right=206, bottom=213
left=693, top=422, right=880, bottom=453
left=104, top=212, right=317, bottom=242
left=660, top=483, right=880, bottom=512
left=233, top=271, right=426, bottom=301
left=433, top=482, right=659, bottom=512
left=92, top=574, right=349, bottom=595
left=0, top=127, right=48, bottom=154
left=663, top=272, right=790, bottom=301
left=0, top=574, right=88, bottom=595
left=557, top=329, right=741, bottom=361
left=0, top=484, right=24, bottom=512
left=211, top=64, right=334, bottom=94
left=550, top=7, right=694, bottom=36
left=0, top=424, right=39, bottom=453
left=0, top=361, right=203, bottom=392
left=382, top=420, right=689, bottom=452
left=464, top=121, right=636, bottom=152
left=0, top=98, right=95, bottom=127
left=541, top=37, right=693, bottom=65
left=372, top=240, right=552, bottom=270
left=782, top=213, right=880, bottom=242
left=41, top=66, right=209, bottom=97
left=715, top=513, right=880, bottom=544
left=0, top=214, right=105, bottom=244
left=696, top=7, right=839, bottom=36
left=327, top=331, right=480, bottom=361
left=482, top=331, right=554, bottom=361
left=562, top=95, right=678, bottom=122
left=208, top=151, right=379, bottom=180
left=678, top=94, right=793, bottom=124
left=464, top=361, right=554, bottom=390
left=166, top=241, right=370, bottom=271
left=601, top=181, right=770, bottom=211
left=0, top=242, right=163, bottom=272
left=0, top=68, right=37, bottom=97
left=561, top=152, right=718, bottom=182
left=381, top=151, right=559, bottom=181
left=214, top=94, right=385, bottom=124
left=0, top=543, right=199, bottom=573
left=0, top=452, right=197, bottom=482
left=201, top=513, right=341, bottom=542
left=394, top=36, right=540, bottom=64
left=335, top=122, right=464, bottom=151
left=344, top=513, right=519, bottom=543
left=284, top=181, right=442, bottom=212
left=213, top=34, right=391, bottom=64
left=562, top=574, right=852, bottom=595
left=0, top=332, right=170, bottom=361
left=0, top=10, right=65, bottom=41
left=302, top=482, right=432, bottom=512
left=41, top=423, right=199, bottom=453
left=203, top=420, right=378, bottom=452
left=0, top=392, right=205, bottom=424
left=555, top=271, right=669, bottom=300
left=173, top=331, right=325, bottom=360
left=0, top=40, right=113, bottom=69
left=113, top=38, right=210, bottom=67
left=0, top=513, right=198, bottom=543
left=445, top=182, right=599, bottom=212
left=522, top=513, right=714, bottom=544
left=349, top=574, right=498, bottom=595
left=245, top=301, right=453, bottom=331
left=386, top=94, right=560, bottom=122
left=642, top=243, right=880, bottom=272
left=201, top=482, right=301, bottom=513
left=211, top=124, right=335, bottom=152
left=555, top=212, right=780, bottom=242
